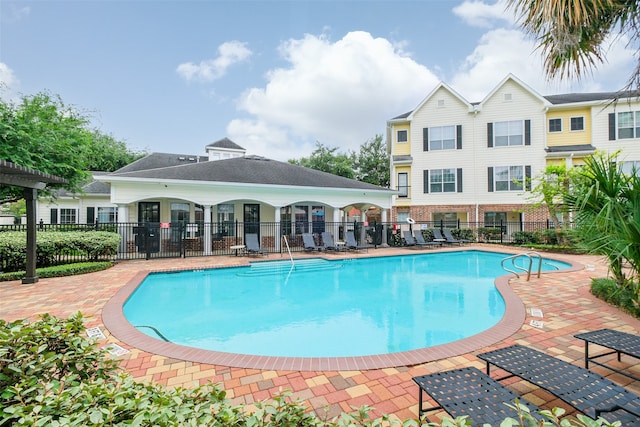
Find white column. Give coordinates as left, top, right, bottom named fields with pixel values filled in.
left=204, top=205, right=212, bottom=255
left=381, top=208, right=389, bottom=247
left=274, top=206, right=281, bottom=251
left=333, top=208, right=341, bottom=241
left=117, top=204, right=130, bottom=254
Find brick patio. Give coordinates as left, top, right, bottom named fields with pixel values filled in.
left=2, top=245, right=639, bottom=423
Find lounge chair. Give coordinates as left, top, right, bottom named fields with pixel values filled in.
left=575, top=328, right=640, bottom=382
left=245, top=233, right=266, bottom=256
left=345, top=230, right=369, bottom=252
left=478, top=344, right=640, bottom=424
left=414, top=231, right=442, bottom=248
left=443, top=228, right=470, bottom=244
left=432, top=229, right=460, bottom=245
left=402, top=230, right=417, bottom=247
left=302, top=233, right=323, bottom=252
left=413, top=366, right=543, bottom=425
left=321, top=231, right=344, bottom=251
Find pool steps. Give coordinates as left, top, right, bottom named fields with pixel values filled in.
left=237, top=258, right=343, bottom=276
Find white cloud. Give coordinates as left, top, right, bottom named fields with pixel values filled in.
left=0, top=4, right=31, bottom=23
left=452, top=0, right=514, bottom=28
left=229, top=31, right=439, bottom=160
left=177, top=41, right=252, bottom=82
left=0, top=62, right=20, bottom=102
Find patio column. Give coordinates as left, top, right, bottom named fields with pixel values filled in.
left=333, top=208, right=341, bottom=242
left=203, top=205, right=212, bottom=255
left=274, top=206, right=281, bottom=251
left=381, top=208, right=389, bottom=247
left=116, top=204, right=130, bottom=254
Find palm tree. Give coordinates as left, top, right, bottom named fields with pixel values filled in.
left=507, top=0, right=640, bottom=88
left=565, top=152, right=640, bottom=294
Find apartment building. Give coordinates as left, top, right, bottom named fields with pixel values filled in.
left=387, top=74, right=640, bottom=228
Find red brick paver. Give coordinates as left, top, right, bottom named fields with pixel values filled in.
left=2, top=245, right=639, bottom=423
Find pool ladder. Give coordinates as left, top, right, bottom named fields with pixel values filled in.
left=501, top=251, right=543, bottom=281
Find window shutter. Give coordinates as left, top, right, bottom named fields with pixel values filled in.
left=457, top=168, right=463, bottom=192
left=423, top=128, right=429, bottom=151
left=456, top=125, right=462, bottom=149
left=525, top=165, right=532, bottom=191
left=50, top=208, right=58, bottom=224
left=609, top=113, right=616, bottom=140
left=423, top=170, right=429, bottom=193
left=487, top=167, right=494, bottom=192
left=487, top=123, right=493, bottom=147
left=87, top=207, right=95, bottom=224
left=524, top=120, right=531, bottom=145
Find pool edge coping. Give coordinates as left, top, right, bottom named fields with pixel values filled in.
left=102, top=249, right=582, bottom=371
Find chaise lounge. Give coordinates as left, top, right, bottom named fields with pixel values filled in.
left=302, top=233, right=323, bottom=252
left=345, top=230, right=369, bottom=252
left=245, top=233, right=266, bottom=256
left=478, top=344, right=640, bottom=424
left=575, top=328, right=640, bottom=382
left=412, top=366, right=543, bottom=425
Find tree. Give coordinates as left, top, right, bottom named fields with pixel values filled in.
left=289, top=142, right=355, bottom=179
left=565, top=151, right=640, bottom=294
left=507, top=0, right=640, bottom=88
left=352, top=135, right=390, bottom=187
left=86, top=130, right=146, bottom=172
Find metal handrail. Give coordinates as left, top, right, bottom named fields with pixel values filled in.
left=501, top=251, right=543, bottom=281
left=282, top=235, right=294, bottom=267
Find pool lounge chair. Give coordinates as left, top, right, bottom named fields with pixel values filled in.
left=443, top=228, right=470, bottom=244
left=432, top=229, right=461, bottom=245
left=321, top=231, right=344, bottom=251
left=402, top=230, right=417, bottom=247
left=478, top=344, right=640, bottom=424
left=345, top=230, right=369, bottom=252
left=414, top=231, right=442, bottom=248
left=245, top=233, right=266, bottom=256
left=302, top=233, right=323, bottom=252
left=575, top=328, right=640, bottom=382
left=413, top=366, right=543, bottom=425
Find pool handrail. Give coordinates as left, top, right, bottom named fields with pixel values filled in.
left=501, top=251, right=542, bottom=281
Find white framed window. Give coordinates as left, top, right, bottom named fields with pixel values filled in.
left=494, top=166, right=524, bottom=191
left=60, top=208, right=77, bottom=224
left=548, top=118, right=562, bottom=133
left=397, top=172, right=408, bottom=197
left=433, top=212, right=458, bottom=227
left=170, top=202, right=190, bottom=223
left=97, top=207, right=117, bottom=223
left=397, top=211, right=409, bottom=223
left=397, top=130, right=408, bottom=143
left=430, top=168, right=456, bottom=193
left=429, top=126, right=456, bottom=150
left=494, top=120, right=523, bottom=146
left=617, top=111, right=640, bottom=139
left=621, top=160, right=640, bottom=175
left=570, top=116, right=584, bottom=131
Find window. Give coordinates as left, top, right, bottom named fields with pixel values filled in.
left=397, top=130, right=408, bottom=143
left=494, top=120, right=523, bottom=146
left=433, top=212, right=458, bottom=228
left=171, top=202, right=189, bottom=224
left=295, top=205, right=309, bottom=234
left=430, top=169, right=456, bottom=193
left=617, top=111, right=640, bottom=139
left=60, top=208, right=76, bottom=224
left=570, top=116, right=584, bottom=131
left=548, top=118, right=562, bottom=133
left=397, top=173, right=408, bottom=197
left=397, top=211, right=409, bottom=223
left=484, top=212, right=507, bottom=227
left=494, top=166, right=524, bottom=191
left=97, top=207, right=117, bottom=223
left=217, top=203, right=234, bottom=237
left=621, top=160, right=640, bottom=175
left=312, top=205, right=325, bottom=234
left=429, top=126, right=456, bottom=150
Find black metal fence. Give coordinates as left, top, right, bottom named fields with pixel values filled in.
left=0, top=219, right=565, bottom=268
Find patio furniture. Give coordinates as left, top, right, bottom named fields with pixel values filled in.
left=402, top=230, right=417, bottom=246
left=321, top=231, right=344, bottom=251
left=478, top=344, right=640, bottom=423
left=432, top=229, right=461, bottom=245
left=443, top=228, right=470, bottom=244
left=345, top=230, right=369, bottom=252
left=575, top=329, right=640, bottom=381
left=302, top=233, right=323, bottom=252
left=412, top=366, right=543, bottom=425
left=414, top=231, right=442, bottom=248
left=245, top=233, right=266, bottom=256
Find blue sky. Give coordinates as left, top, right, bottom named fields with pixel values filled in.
left=0, top=1, right=635, bottom=161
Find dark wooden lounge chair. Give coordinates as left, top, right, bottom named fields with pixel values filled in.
left=413, top=366, right=543, bottom=425
left=575, top=328, right=640, bottom=381
left=478, top=344, right=640, bottom=424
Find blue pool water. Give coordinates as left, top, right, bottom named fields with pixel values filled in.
left=123, top=250, right=569, bottom=358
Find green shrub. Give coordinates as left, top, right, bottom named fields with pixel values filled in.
left=0, top=231, right=120, bottom=272
left=591, top=278, right=640, bottom=318
left=0, top=314, right=621, bottom=426
left=512, top=231, right=536, bottom=245
left=0, top=261, right=113, bottom=281
left=451, top=228, right=474, bottom=242
left=477, top=227, right=503, bottom=242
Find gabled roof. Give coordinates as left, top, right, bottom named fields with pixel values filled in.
left=477, top=73, right=550, bottom=108
left=205, top=137, right=245, bottom=151
left=55, top=172, right=111, bottom=197
left=114, top=152, right=208, bottom=174
left=106, top=155, right=391, bottom=191
left=406, top=81, right=472, bottom=120
left=544, top=91, right=640, bottom=105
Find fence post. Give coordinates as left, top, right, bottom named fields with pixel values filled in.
left=500, top=220, right=504, bottom=244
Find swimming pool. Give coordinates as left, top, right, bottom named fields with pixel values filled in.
left=123, top=250, right=570, bottom=359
